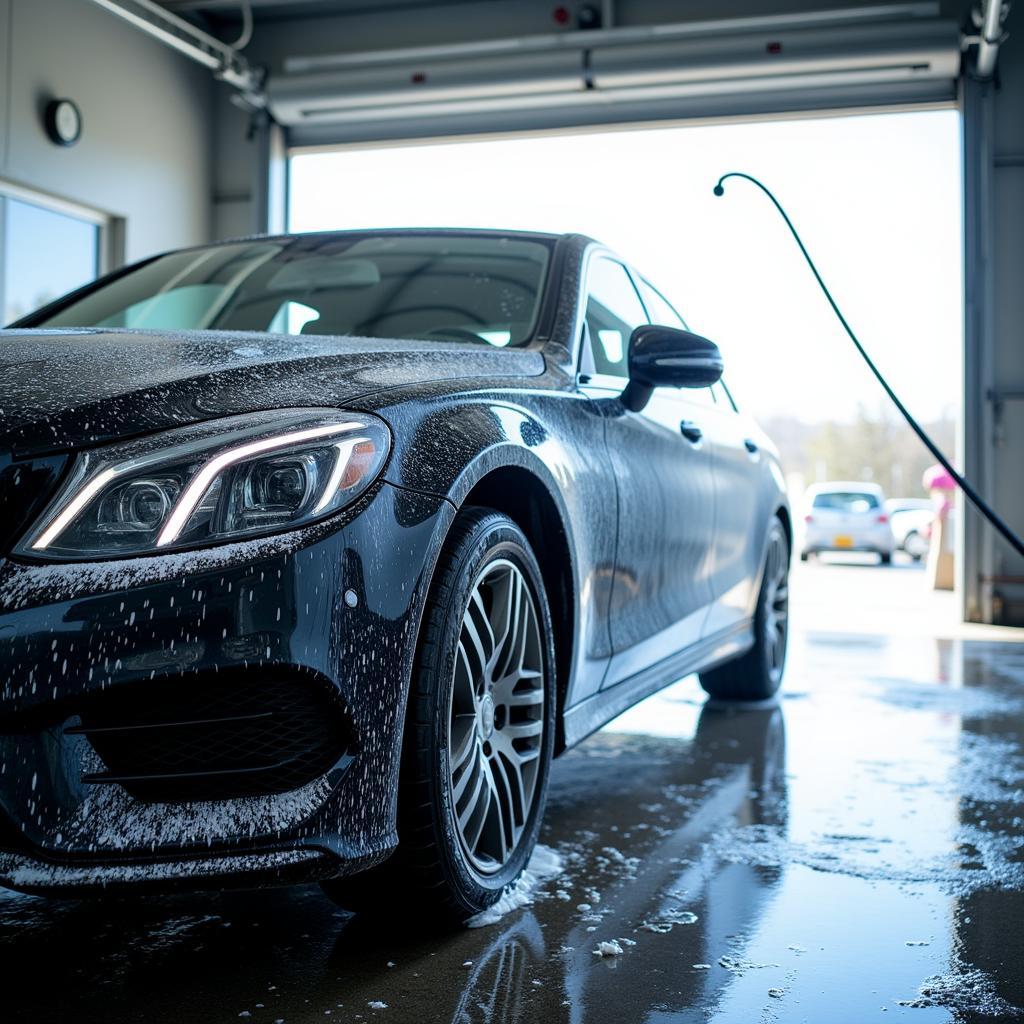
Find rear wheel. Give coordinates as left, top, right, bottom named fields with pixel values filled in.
left=879, top=551, right=892, bottom=565
left=904, top=529, right=927, bottom=561
left=699, top=518, right=789, bottom=702
left=322, top=508, right=555, bottom=925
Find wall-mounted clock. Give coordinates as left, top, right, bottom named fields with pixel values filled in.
left=44, top=99, right=82, bottom=147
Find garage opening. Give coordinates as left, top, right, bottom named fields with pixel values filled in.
left=289, top=108, right=963, bottom=632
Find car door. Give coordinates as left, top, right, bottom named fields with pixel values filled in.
left=634, top=277, right=766, bottom=638
left=694, top=381, right=767, bottom=635
left=576, top=255, right=716, bottom=692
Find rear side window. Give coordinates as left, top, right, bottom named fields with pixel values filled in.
left=812, top=492, right=880, bottom=513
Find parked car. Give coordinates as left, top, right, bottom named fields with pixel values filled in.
left=885, top=498, right=934, bottom=561
left=800, top=481, right=894, bottom=563
left=0, top=229, right=790, bottom=922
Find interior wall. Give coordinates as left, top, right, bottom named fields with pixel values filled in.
left=212, top=90, right=260, bottom=241
left=0, top=0, right=217, bottom=264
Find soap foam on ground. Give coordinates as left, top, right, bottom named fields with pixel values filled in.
left=467, top=844, right=563, bottom=928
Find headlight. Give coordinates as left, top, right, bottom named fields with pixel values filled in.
left=17, top=409, right=390, bottom=560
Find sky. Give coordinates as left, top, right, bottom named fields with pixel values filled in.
left=289, top=109, right=962, bottom=425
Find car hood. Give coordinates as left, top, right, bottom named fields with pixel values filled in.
left=0, top=328, right=545, bottom=455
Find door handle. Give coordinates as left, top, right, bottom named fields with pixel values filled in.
left=679, top=420, right=703, bottom=444
left=744, top=438, right=759, bottom=454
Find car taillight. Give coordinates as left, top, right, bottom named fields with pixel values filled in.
left=804, top=514, right=814, bottom=523
left=877, top=514, right=889, bottom=523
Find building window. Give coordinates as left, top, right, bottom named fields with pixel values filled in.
left=1, top=191, right=104, bottom=325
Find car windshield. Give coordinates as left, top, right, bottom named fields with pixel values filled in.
left=812, top=491, right=880, bottom=513
left=24, top=234, right=552, bottom=347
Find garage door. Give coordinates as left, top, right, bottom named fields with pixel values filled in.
left=271, top=5, right=960, bottom=147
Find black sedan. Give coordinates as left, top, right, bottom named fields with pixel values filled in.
left=0, top=229, right=790, bottom=922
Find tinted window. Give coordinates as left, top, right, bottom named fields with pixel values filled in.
left=584, top=257, right=647, bottom=380
left=812, top=491, right=881, bottom=513
left=27, top=234, right=551, bottom=347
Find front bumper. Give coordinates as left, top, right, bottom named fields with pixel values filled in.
left=0, top=481, right=452, bottom=895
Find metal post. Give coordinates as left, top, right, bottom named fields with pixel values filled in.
left=251, top=114, right=288, bottom=236
left=976, top=0, right=1006, bottom=80
left=0, top=197, right=7, bottom=325
left=960, top=72, right=997, bottom=623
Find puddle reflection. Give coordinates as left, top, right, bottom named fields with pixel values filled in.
left=3, top=636, right=1024, bottom=1022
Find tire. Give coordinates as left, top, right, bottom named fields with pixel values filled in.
left=879, top=551, right=892, bottom=565
left=903, top=530, right=926, bottom=562
left=699, top=518, right=789, bottom=702
left=322, top=507, right=556, bottom=926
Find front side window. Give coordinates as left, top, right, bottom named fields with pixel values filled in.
left=583, top=256, right=647, bottom=380
left=21, top=234, right=551, bottom=348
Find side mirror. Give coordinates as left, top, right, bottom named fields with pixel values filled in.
left=621, top=325, right=724, bottom=412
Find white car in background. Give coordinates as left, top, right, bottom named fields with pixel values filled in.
left=885, top=498, right=934, bottom=561
left=800, top=482, right=895, bottom=564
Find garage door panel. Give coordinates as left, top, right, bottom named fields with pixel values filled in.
left=271, top=48, right=585, bottom=125
left=274, top=13, right=960, bottom=146
left=590, top=19, right=959, bottom=90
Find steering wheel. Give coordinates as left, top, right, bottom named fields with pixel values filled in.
left=420, top=326, right=486, bottom=344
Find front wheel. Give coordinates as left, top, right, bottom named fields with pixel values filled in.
left=323, top=508, right=556, bottom=925
left=699, top=518, right=789, bottom=702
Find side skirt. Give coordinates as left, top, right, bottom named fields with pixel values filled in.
left=560, top=620, right=755, bottom=750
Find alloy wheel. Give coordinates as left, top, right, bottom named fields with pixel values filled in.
left=763, top=530, right=790, bottom=685
left=447, top=558, right=545, bottom=876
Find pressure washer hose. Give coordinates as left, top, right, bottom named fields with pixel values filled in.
left=713, top=171, right=1024, bottom=561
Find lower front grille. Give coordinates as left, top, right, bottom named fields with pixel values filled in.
left=67, top=670, right=353, bottom=803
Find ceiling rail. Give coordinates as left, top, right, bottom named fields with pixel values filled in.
left=84, top=0, right=265, bottom=103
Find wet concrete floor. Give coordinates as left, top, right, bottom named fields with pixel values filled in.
left=3, top=559, right=1024, bottom=1023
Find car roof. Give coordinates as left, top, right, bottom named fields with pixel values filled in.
left=804, top=481, right=885, bottom=496
left=199, top=226, right=593, bottom=249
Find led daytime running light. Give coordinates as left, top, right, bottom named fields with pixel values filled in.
left=31, top=420, right=366, bottom=553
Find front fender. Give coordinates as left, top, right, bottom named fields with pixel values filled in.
left=372, top=388, right=616, bottom=717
